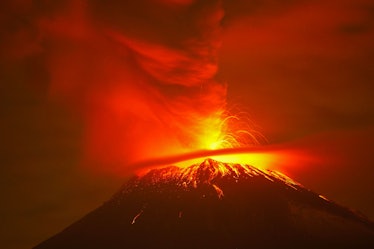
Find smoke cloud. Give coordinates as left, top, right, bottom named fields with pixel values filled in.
left=2, top=0, right=231, bottom=173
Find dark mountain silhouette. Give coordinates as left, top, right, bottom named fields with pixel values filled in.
left=34, top=159, right=374, bottom=249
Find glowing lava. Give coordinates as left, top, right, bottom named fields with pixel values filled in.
left=131, top=110, right=280, bottom=174
left=132, top=145, right=299, bottom=176
left=195, top=113, right=263, bottom=151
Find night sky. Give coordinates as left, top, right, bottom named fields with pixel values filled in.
left=1, top=1, right=374, bottom=249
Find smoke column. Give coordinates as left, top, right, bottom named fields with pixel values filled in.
left=2, top=0, right=246, bottom=173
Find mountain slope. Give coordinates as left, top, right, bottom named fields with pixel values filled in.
left=34, top=159, right=374, bottom=249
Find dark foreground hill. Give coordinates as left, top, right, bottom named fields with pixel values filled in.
left=34, top=159, right=374, bottom=249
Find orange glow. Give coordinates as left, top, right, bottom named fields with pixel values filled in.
left=133, top=145, right=303, bottom=177
left=175, top=152, right=279, bottom=170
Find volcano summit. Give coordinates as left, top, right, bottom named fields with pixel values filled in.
left=35, top=159, right=374, bottom=249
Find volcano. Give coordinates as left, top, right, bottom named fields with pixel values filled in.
left=34, top=159, right=374, bottom=249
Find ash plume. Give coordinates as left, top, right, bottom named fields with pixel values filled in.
left=2, top=0, right=232, bottom=172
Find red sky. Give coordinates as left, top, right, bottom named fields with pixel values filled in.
left=1, top=0, right=374, bottom=248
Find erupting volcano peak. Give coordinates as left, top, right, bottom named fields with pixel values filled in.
left=35, top=159, right=374, bottom=249
left=137, top=158, right=301, bottom=192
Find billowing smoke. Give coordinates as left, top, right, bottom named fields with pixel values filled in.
left=2, top=0, right=233, bottom=173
